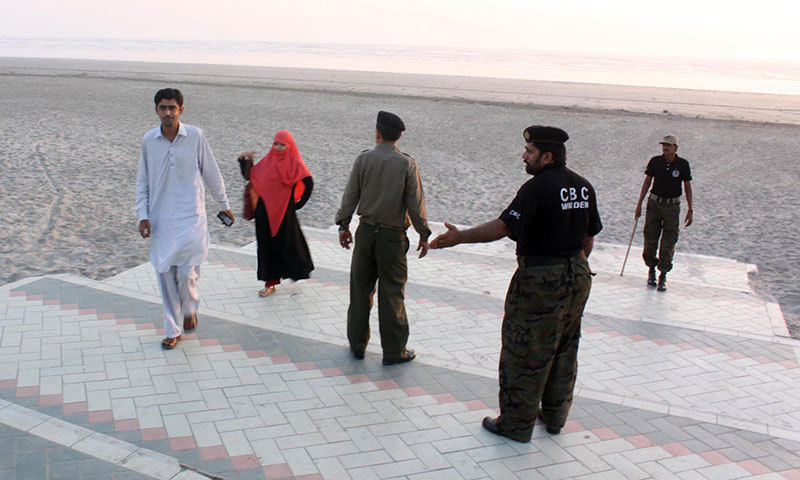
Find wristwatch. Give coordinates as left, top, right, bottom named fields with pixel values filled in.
left=338, top=224, right=348, bottom=233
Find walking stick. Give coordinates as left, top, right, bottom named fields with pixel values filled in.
left=619, top=217, right=639, bottom=277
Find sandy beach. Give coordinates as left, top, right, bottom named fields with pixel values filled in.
left=1, top=57, right=798, bottom=334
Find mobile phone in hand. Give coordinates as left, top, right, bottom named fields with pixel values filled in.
left=217, top=211, right=233, bottom=227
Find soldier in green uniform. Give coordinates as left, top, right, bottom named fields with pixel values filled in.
left=336, top=111, right=431, bottom=366
left=634, top=135, right=693, bottom=292
left=431, top=125, right=602, bottom=442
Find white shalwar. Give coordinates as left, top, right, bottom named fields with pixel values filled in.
left=135, top=123, right=230, bottom=338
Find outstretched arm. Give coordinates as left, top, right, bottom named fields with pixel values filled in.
left=430, top=219, right=509, bottom=249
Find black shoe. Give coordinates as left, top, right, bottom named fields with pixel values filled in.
left=482, top=417, right=528, bottom=442
left=482, top=416, right=503, bottom=437
left=351, top=350, right=365, bottom=360
left=647, top=268, right=657, bottom=287
left=537, top=412, right=561, bottom=435
left=657, top=272, right=668, bottom=292
left=383, top=348, right=416, bottom=366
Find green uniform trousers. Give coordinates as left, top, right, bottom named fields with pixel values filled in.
left=642, top=197, right=681, bottom=272
left=496, top=253, right=592, bottom=442
left=347, top=223, right=410, bottom=360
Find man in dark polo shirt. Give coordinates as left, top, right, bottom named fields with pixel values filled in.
left=634, top=135, right=694, bottom=292
left=431, top=125, right=602, bottom=443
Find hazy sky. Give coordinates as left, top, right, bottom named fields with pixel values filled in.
left=1, top=0, right=797, bottom=62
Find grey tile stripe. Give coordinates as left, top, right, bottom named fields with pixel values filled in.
left=0, top=399, right=215, bottom=480
left=0, top=422, right=158, bottom=480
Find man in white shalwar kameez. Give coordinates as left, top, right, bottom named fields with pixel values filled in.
left=135, top=88, right=234, bottom=349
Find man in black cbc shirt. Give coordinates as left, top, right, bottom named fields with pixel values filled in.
left=431, top=125, right=602, bottom=443
left=634, top=135, right=693, bottom=292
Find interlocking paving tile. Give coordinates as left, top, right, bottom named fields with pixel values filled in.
left=2, top=223, right=800, bottom=479
left=1, top=276, right=800, bottom=479
left=100, top=236, right=800, bottom=438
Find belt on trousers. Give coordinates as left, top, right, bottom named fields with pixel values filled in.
left=517, top=255, right=571, bottom=268
left=649, top=193, right=680, bottom=204
left=359, top=221, right=405, bottom=232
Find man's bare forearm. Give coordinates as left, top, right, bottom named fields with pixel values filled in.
left=459, top=218, right=510, bottom=244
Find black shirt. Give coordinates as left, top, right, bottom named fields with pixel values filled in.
left=500, top=165, right=603, bottom=257
left=645, top=155, right=692, bottom=198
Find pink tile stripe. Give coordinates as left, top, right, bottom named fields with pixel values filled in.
left=231, top=454, right=260, bottom=470
left=780, top=469, right=800, bottom=480
left=169, top=436, right=197, bottom=451
left=114, top=419, right=141, bottom=432
left=0, top=379, right=17, bottom=389
left=591, top=427, right=620, bottom=440
left=464, top=400, right=488, bottom=411
left=88, top=410, right=113, bottom=423
left=263, top=463, right=293, bottom=478
left=589, top=327, right=787, bottom=366
left=699, top=451, right=731, bottom=465
left=141, top=427, right=167, bottom=441
left=62, top=402, right=88, bottom=415
left=375, top=380, right=399, bottom=391
left=403, top=386, right=427, bottom=397
left=199, top=445, right=228, bottom=460
left=562, top=420, right=585, bottom=433
left=662, top=442, right=692, bottom=457
left=347, top=374, right=370, bottom=384
left=433, top=393, right=458, bottom=404
left=39, top=394, right=62, bottom=406
left=627, top=435, right=655, bottom=448
left=16, top=386, right=40, bottom=398
left=738, top=459, right=771, bottom=475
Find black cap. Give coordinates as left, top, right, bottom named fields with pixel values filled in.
left=377, top=111, right=405, bottom=131
left=523, top=125, right=569, bottom=144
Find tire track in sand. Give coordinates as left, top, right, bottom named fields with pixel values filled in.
left=34, top=143, right=64, bottom=244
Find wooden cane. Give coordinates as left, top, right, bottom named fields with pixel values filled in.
left=619, top=217, right=639, bottom=277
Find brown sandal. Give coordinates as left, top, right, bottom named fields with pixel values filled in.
left=161, top=335, right=182, bottom=349
left=183, top=313, right=197, bottom=331
left=258, top=286, right=276, bottom=297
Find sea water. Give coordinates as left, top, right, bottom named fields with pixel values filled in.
left=2, top=37, right=799, bottom=96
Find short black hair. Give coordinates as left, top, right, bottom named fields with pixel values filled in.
left=377, top=125, right=402, bottom=142
left=154, top=88, right=184, bottom=107
left=532, top=141, right=566, bottom=165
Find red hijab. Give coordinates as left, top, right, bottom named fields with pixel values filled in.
left=250, top=130, right=311, bottom=237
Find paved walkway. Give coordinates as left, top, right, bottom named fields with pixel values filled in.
left=1, top=223, right=798, bottom=479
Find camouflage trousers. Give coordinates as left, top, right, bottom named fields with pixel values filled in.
left=496, top=253, right=592, bottom=442
left=642, top=196, right=681, bottom=272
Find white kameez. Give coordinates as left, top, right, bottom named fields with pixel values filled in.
left=135, top=123, right=230, bottom=337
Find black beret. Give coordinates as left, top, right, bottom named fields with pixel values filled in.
left=523, top=125, right=569, bottom=144
left=377, top=110, right=405, bottom=131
